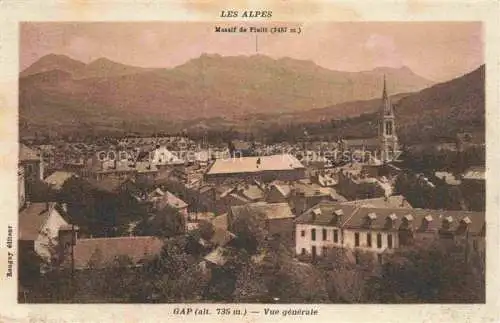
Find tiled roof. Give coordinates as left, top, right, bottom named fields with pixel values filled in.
left=227, top=193, right=251, bottom=204
left=341, top=195, right=412, bottom=209
left=68, top=236, right=164, bottom=270
left=206, top=154, right=304, bottom=175
left=345, top=208, right=484, bottom=234
left=435, top=171, right=462, bottom=185
left=19, top=202, right=63, bottom=241
left=462, top=166, right=486, bottom=181
left=211, top=213, right=228, bottom=230
left=203, top=227, right=235, bottom=246
left=239, top=184, right=265, bottom=201
left=204, top=246, right=228, bottom=266
left=295, top=202, right=359, bottom=226
left=19, top=144, right=40, bottom=161
left=296, top=200, right=485, bottom=235
left=152, top=189, right=188, bottom=210
left=293, top=182, right=333, bottom=197
left=44, top=171, right=77, bottom=190
left=230, top=202, right=294, bottom=221
left=269, top=182, right=292, bottom=198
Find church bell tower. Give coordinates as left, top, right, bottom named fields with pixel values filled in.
left=379, top=76, right=398, bottom=162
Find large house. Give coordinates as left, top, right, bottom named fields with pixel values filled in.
left=295, top=201, right=485, bottom=263
left=19, top=202, right=72, bottom=263
left=205, top=154, right=306, bottom=184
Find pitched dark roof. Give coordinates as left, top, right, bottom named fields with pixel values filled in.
left=295, top=202, right=359, bottom=226
left=341, top=195, right=412, bottom=209
left=19, top=144, right=40, bottom=162
left=296, top=200, right=485, bottom=236
left=230, top=202, right=294, bottom=221
left=67, top=236, right=164, bottom=270
left=19, top=202, right=62, bottom=241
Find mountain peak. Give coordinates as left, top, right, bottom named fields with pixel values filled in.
left=21, top=53, right=86, bottom=77
left=87, top=57, right=125, bottom=67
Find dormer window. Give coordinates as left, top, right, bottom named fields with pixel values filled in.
left=461, top=216, right=472, bottom=225
left=442, top=216, right=453, bottom=231
left=404, top=214, right=414, bottom=222
left=385, top=213, right=397, bottom=229
left=311, top=208, right=321, bottom=221
left=365, top=212, right=377, bottom=228
left=421, top=215, right=433, bottom=230
left=457, top=216, right=472, bottom=234
left=334, top=209, right=344, bottom=225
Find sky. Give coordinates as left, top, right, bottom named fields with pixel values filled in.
left=20, top=21, right=483, bottom=82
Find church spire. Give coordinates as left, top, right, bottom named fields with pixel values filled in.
left=382, top=74, right=388, bottom=101
left=381, top=75, right=393, bottom=116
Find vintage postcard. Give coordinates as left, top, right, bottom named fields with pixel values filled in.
left=1, top=0, right=499, bottom=322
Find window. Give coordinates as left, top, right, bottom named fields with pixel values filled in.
left=301, top=248, right=306, bottom=255
left=301, top=230, right=305, bottom=237
left=312, top=246, right=317, bottom=257
left=333, top=229, right=339, bottom=243
left=377, top=233, right=382, bottom=248
left=322, top=247, right=328, bottom=257
left=311, top=229, right=316, bottom=241
left=354, top=232, right=360, bottom=247
left=367, top=233, right=372, bottom=247
left=377, top=254, right=383, bottom=264
left=387, top=234, right=393, bottom=249
left=385, top=121, right=393, bottom=136
left=322, top=229, right=327, bottom=241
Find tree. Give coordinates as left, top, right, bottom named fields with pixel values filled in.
left=131, top=236, right=206, bottom=303
left=134, top=205, right=185, bottom=238
left=369, top=239, right=485, bottom=303
left=230, top=212, right=267, bottom=254
left=318, top=248, right=378, bottom=303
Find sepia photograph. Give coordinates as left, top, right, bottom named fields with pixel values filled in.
left=16, top=20, right=486, bottom=306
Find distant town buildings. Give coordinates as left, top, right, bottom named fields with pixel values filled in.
left=205, top=154, right=306, bottom=183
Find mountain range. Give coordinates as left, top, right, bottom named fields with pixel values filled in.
left=19, top=54, right=432, bottom=133
left=19, top=54, right=484, bottom=144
